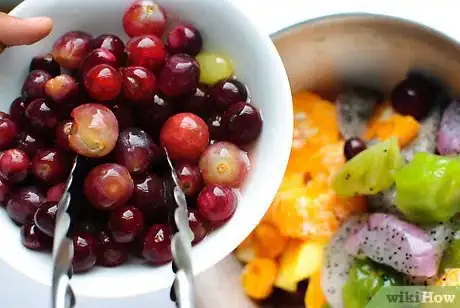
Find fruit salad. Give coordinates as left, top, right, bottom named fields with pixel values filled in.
left=0, top=0, right=263, bottom=273
left=237, top=72, right=460, bottom=307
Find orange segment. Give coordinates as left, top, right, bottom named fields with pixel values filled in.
left=365, top=101, right=420, bottom=148
left=270, top=187, right=339, bottom=242
left=303, top=141, right=345, bottom=180
left=289, top=91, right=340, bottom=174
left=241, top=258, right=278, bottom=300
left=253, top=223, right=288, bottom=259
left=333, top=195, right=368, bottom=223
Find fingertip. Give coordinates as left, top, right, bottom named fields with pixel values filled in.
left=24, top=16, right=54, bottom=41
left=27, top=16, right=53, bottom=33
left=0, top=13, right=53, bottom=46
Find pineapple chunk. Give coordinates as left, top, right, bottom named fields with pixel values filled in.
left=275, top=240, right=324, bottom=292
left=436, top=268, right=460, bottom=286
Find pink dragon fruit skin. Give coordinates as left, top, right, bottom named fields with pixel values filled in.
left=438, top=100, right=460, bottom=155
left=344, top=213, right=440, bottom=277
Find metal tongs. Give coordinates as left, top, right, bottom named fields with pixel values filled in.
left=51, top=155, right=79, bottom=308
left=51, top=151, right=196, bottom=308
left=164, top=149, right=196, bottom=308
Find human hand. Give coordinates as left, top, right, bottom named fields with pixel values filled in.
left=0, top=12, right=52, bottom=54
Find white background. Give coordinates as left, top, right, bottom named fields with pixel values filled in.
left=1, top=0, right=459, bottom=307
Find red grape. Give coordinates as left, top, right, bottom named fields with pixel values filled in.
left=46, top=182, right=66, bottom=202
left=84, top=163, right=134, bottom=211
left=32, top=149, right=70, bottom=184
left=116, top=128, right=161, bottom=175
left=109, top=205, right=145, bottom=243
left=123, top=0, right=167, bottom=38
left=84, top=64, right=122, bottom=101
left=158, top=53, right=200, bottom=97
left=344, top=138, right=367, bottom=160
left=211, top=79, right=248, bottom=110
left=121, top=66, right=157, bottom=102
left=136, top=94, right=174, bottom=138
left=29, top=54, right=61, bottom=76
left=126, top=35, right=166, bottom=72
left=22, top=70, right=52, bottom=100
left=0, top=177, right=11, bottom=204
left=0, top=116, right=18, bottom=150
left=110, top=103, right=136, bottom=130
left=160, top=113, right=209, bottom=162
left=93, top=34, right=126, bottom=65
left=167, top=24, right=203, bottom=56
left=222, top=102, right=262, bottom=145
left=7, top=186, right=45, bottom=225
left=9, top=97, right=29, bottom=126
left=141, top=224, right=172, bottom=264
left=0, top=149, right=30, bottom=183
left=44, top=74, right=79, bottom=104
left=52, top=31, right=94, bottom=69
left=131, top=172, right=166, bottom=224
left=181, top=85, right=213, bottom=120
left=21, top=222, right=51, bottom=250
left=25, top=99, right=58, bottom=130
left=68, top=104, right=119, bottom=158
left=72, top=232, right=97, bottom=273
left=207, top=113, right=226, bottom=141
left=55, top=120, right=74, bottom=151
left=16, top=131, right=45, bottom=157
left=96, top=229, right=129, bottom=267
left=391, top=75, right=437, bottom=120
left=34, top=201, right=58, bottom=237
left=199, top=141, right=250, bottom=188
left=175, top=163, right=203, bottom=197
left=188, top=208, right=208, bottom=245
left=81, top=48, right=119, bottom=77
left=197, top=185, right=237, bottom=223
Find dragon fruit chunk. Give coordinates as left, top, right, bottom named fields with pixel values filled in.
left=321, top=216, right=368, bottom=308
left=336, top=87, right=383, bottom=140
left=402, top=103, right=441, bottom=162
left=344, top=213, right=441, bottom=277
left=367, top=186, right=405, bottom=216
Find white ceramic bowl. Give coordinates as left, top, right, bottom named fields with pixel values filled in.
left=0, top=0, right=292, bottom=299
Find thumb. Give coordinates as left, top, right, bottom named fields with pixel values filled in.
left=0, top=12, right=52, bottom=48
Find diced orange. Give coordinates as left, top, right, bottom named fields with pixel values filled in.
left=333, top=195, right=368, bottom=224
left=436, top=268, right=460, bottom=286
left=292, top=90, right=324, bottom=105
left=270, top=187, right=339, bottom=242
left=241, top=258, right=278, bottom=300
left=365, top=102, right=420, bottom=148
left=303, top=142, right=345, bottom=180
left=262, top=172, right=307, bottom=225
left=253, top=223, right=288, bottom=259
left=305, top=271, right=327, bottom=308
left=288, top=91, right=340, bottom=173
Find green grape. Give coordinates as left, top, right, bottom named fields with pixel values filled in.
left=440, top=236, right=460, bottom=273
left=331, top=137, right=404, bottom=196
left=343, top=258, right=403, bottom=308
left=394, top=152, right=460, bottom=223
left=196, top=52, right=234, bottom=85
